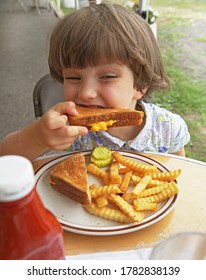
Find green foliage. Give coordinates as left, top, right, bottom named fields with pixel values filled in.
left=151, top=1, right=206, bottom=161
left=151, top=0, right=206, bottom=10
left=52, top=0, right=75, bottom=14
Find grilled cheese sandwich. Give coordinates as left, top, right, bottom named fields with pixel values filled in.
left=68, top=105, right=144, bottom=130
left=49, top=153, right=91, bottom=205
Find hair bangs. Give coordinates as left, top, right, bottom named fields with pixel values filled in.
left=62, top=25, right=129, bottom=69
left=49, top=4, right=170, bottom=92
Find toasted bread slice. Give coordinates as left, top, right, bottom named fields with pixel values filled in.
left=49, top=153, right=91, bottom=205
left=68, top=105, right=144, bottom=131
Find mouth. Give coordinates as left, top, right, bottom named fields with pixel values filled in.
left=77, top=104, right=105, bottom=109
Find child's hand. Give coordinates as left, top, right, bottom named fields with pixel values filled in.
left=37, top=101, right=88, bottom=151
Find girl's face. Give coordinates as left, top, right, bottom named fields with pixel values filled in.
left=62, top=63, right=143, bottom=110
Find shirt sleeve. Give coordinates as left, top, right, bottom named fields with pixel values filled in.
left=168, top=113, right=190, bottom=153
left=143, top=103, right=191, bottom=154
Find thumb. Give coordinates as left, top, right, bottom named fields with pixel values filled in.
left=53, top=101, right=78, bottom=116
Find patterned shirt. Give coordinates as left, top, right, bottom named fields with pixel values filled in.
left=68, top=101, right=190, bottom=154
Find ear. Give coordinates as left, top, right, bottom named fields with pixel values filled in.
left=133, top=86, right=148, bottom=100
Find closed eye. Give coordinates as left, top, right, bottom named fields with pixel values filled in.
left=100, top=75, right=118, bottom=80
left=64, top=76, right=80, bottom=80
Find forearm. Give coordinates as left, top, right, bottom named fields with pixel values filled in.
left=0, top=120, right=49, bottom=161
left=1, top=102, right=88, bottom=161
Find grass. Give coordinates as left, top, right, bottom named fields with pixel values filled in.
left=150, top=1, right=206, bottom=161
left=196, top=36, right=206, bottom=43
left=52, top=0, right=206, bottom=162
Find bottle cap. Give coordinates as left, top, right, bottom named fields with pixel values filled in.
left=0, top=155, right=35, bottom=202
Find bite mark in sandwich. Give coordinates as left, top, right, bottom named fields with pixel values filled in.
left=68, top=105, right=144, bottom=131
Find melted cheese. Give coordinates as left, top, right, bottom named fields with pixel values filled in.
left=89, top=120, right=116, bottom=132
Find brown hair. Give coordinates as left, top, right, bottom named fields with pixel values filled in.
left=48, top=3, right=170, bottom=95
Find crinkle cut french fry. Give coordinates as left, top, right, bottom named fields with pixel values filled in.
left=95, top=196, right=108, bottom=208
left=119, top=167, right=131, bottom=174
left=122, top=192, right=136, bottom=201
left=134, top=181, right=179, bottom=204
left=132, top=175, right=166, bottom=188
left=137, top=183, right=169, bottom=198
left=147, top=179, right=166, bottom=188
left=120, top=170, right=133, bottom=193
left=110, top=194, right=144, bottom=223
left=83, top=203, right=133, bottom=223
left=122, top=183, right=169, bottom=200
left=87, top=163, right=110, bottom=184
left=131, top=175, right=142, bottom=185
left=132, top=175, right=152, bottom=195
left=89, top=184, right=122, bottom=198
left=112, top=151, right=157, bottom=173
left=110, top=161, right=122, bottom=184
left=89, top=184, right=97, bottom=190
left=87, top=163, right=107, bottom=178
left=132, top=171, right=146, bottom=177
left=133, top=200, right=158, bottom=211
left=150, top=169, right=181, bottom=181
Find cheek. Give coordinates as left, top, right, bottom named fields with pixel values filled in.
left=102, top=84, right=135, bottom=107
left=101, top=88, right=120, bottom=106
left=63, top=85, right=76, bottom=101
left=103, top=93, right=126, bottom=108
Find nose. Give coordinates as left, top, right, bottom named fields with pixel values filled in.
left=77, top=80, right=98, bottom=102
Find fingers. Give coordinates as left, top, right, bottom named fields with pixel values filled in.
left=45, top=114, right=68, bottom=130
left=38, top=101, right=88, bottom=151
left=44, top=125, right=88, bottom=151
left=57, top=125, right=88, bottom=141
left=43, top=101, right=78, bottom=130
left=68, top=126, right=88, bottom=137
left=53, top=101, right=78, bottom=116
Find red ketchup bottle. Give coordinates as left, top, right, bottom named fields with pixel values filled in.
left=0, top=155, right=65, bottom=260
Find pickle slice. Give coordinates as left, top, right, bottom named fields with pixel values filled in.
left=92, top=146, right=112, bottom=160
left=90, top=156, right=113, bottom=168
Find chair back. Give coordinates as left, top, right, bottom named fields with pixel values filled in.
left=33, top=74, right=64, bottom=118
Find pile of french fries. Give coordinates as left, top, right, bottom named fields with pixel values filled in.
left=84, top=151, right=181, bottom=224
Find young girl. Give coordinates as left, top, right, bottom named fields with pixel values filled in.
left=0, top=3, right=190, bottom=160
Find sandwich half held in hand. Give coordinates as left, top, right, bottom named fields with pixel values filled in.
left=68, top=105, right=144, bottom=132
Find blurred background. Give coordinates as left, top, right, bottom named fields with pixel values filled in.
left=0, top=0, right=206, bottom=161
left=0, top=0, right=58, bottom=144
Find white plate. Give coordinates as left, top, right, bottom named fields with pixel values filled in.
left=35, top=151, right=178, bottom=236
